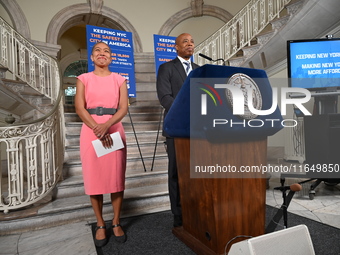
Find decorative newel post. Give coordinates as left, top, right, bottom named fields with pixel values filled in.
left=5, top=114, right=15, bottom=125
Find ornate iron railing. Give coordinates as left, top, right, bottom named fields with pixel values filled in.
left=194, top=0, right=292, bottom=66
left=0, top=109, right=64, bottom=213
left=0, top=18, right=59, bottom=103
left=0, top=17, right=64, bottom=213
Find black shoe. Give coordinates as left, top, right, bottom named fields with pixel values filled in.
left=112, top=223, right=127, bottom=243
left=173, top=215, right=182, bottom=227
left=94, top=225, right=108, bottom=247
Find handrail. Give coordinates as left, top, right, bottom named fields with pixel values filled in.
left=0, top=17, right=64, bottom=213
left=194, top=0, right=292, bottom=66
left=0, top=17, right=59, bottom=103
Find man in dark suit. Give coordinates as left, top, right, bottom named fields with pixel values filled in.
left=156, top=33, right=199, bottom=227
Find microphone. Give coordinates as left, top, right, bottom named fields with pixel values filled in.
left=198, top=53, right=226, bottom=66
left=274, top=183, right=302, bottom=192
left=199, top=53, right=213, bottom=61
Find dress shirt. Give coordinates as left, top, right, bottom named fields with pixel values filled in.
left=177, top=56, right=192, bottom=75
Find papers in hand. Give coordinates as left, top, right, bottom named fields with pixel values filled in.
left=92, top=132, right=124, bottom=157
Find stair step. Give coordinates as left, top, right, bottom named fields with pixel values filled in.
left=64, top=155, right=168, bottom=177
left=64, top=142, right=166, bottom=162
left=65, top=121, right=162, bottom=133
left=63, top=101, right=162, bottom=113
left=64, top=111, right=163, bottom=122
left=128, top=104, right=162, bottom=114
left=123, top=112, right=163, bottom=122
left=65, top=130, right=165, bottom=146
left=0, top=183, right=170, bottom=235
left=55, top=170, right=168, bottom=199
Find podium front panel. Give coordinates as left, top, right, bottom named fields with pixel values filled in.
left=174, top=138, right=267, bottom=255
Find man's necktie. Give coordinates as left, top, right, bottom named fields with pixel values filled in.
left=184, top=61, right=190, bottom=75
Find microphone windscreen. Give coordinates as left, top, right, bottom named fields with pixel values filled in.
left=290, top=183, right=302, bottom=192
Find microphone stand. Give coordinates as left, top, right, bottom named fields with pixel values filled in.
left=214, top=58, right=226, bottom=66
left=280, top=178, right=288, bottom=229
left=266, top=177, right=297, bottom=233
left=198, top=53, right=227, bottom=66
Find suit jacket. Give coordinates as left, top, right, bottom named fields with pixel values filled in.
left=156, top=57, right=200, bottom=137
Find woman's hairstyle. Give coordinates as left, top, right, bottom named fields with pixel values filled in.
left=91, top=41, right=112, bottom=54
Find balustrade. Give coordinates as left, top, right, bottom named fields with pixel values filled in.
left=0, top=17, right=64, bottom=213
left=194, top=0, right=292, bottom=66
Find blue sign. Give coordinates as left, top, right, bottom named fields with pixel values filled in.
left=153, top=34, right=177, bottom=75
left=86, top=25, right=136, bottom=97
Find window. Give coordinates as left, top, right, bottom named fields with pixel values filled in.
left=63, top=60, right=88, bottom=105
left=63, top=60, right=88, bottom=77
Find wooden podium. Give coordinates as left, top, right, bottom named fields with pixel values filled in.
left=172, top=137, right=267, bottom=255
left=162, top=64, right=283, bottom=255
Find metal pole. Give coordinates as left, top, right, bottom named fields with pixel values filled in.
left=150, top=106, right=163, bottom=171
left=127, top=106, right=146, bottom=172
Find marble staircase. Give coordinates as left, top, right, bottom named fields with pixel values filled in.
left=0, top=101, right=171, bottom=235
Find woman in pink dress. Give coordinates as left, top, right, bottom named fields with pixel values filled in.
left=75, top=42, right=128, bottom=247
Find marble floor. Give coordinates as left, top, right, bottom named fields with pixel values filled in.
left=1, top=159, right=340, bottom=254
left=267, top=173, right=340, bottom=229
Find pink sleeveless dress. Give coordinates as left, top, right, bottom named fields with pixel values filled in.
left=77, top=72, right=126, bottom=195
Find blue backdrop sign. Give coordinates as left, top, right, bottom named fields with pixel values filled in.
left=153, top=34, right=177, bottom=75
left=86, top=25, right=136, bottom=97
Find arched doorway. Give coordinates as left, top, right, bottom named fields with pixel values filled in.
left=45, top=3, right=142, bottom=110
